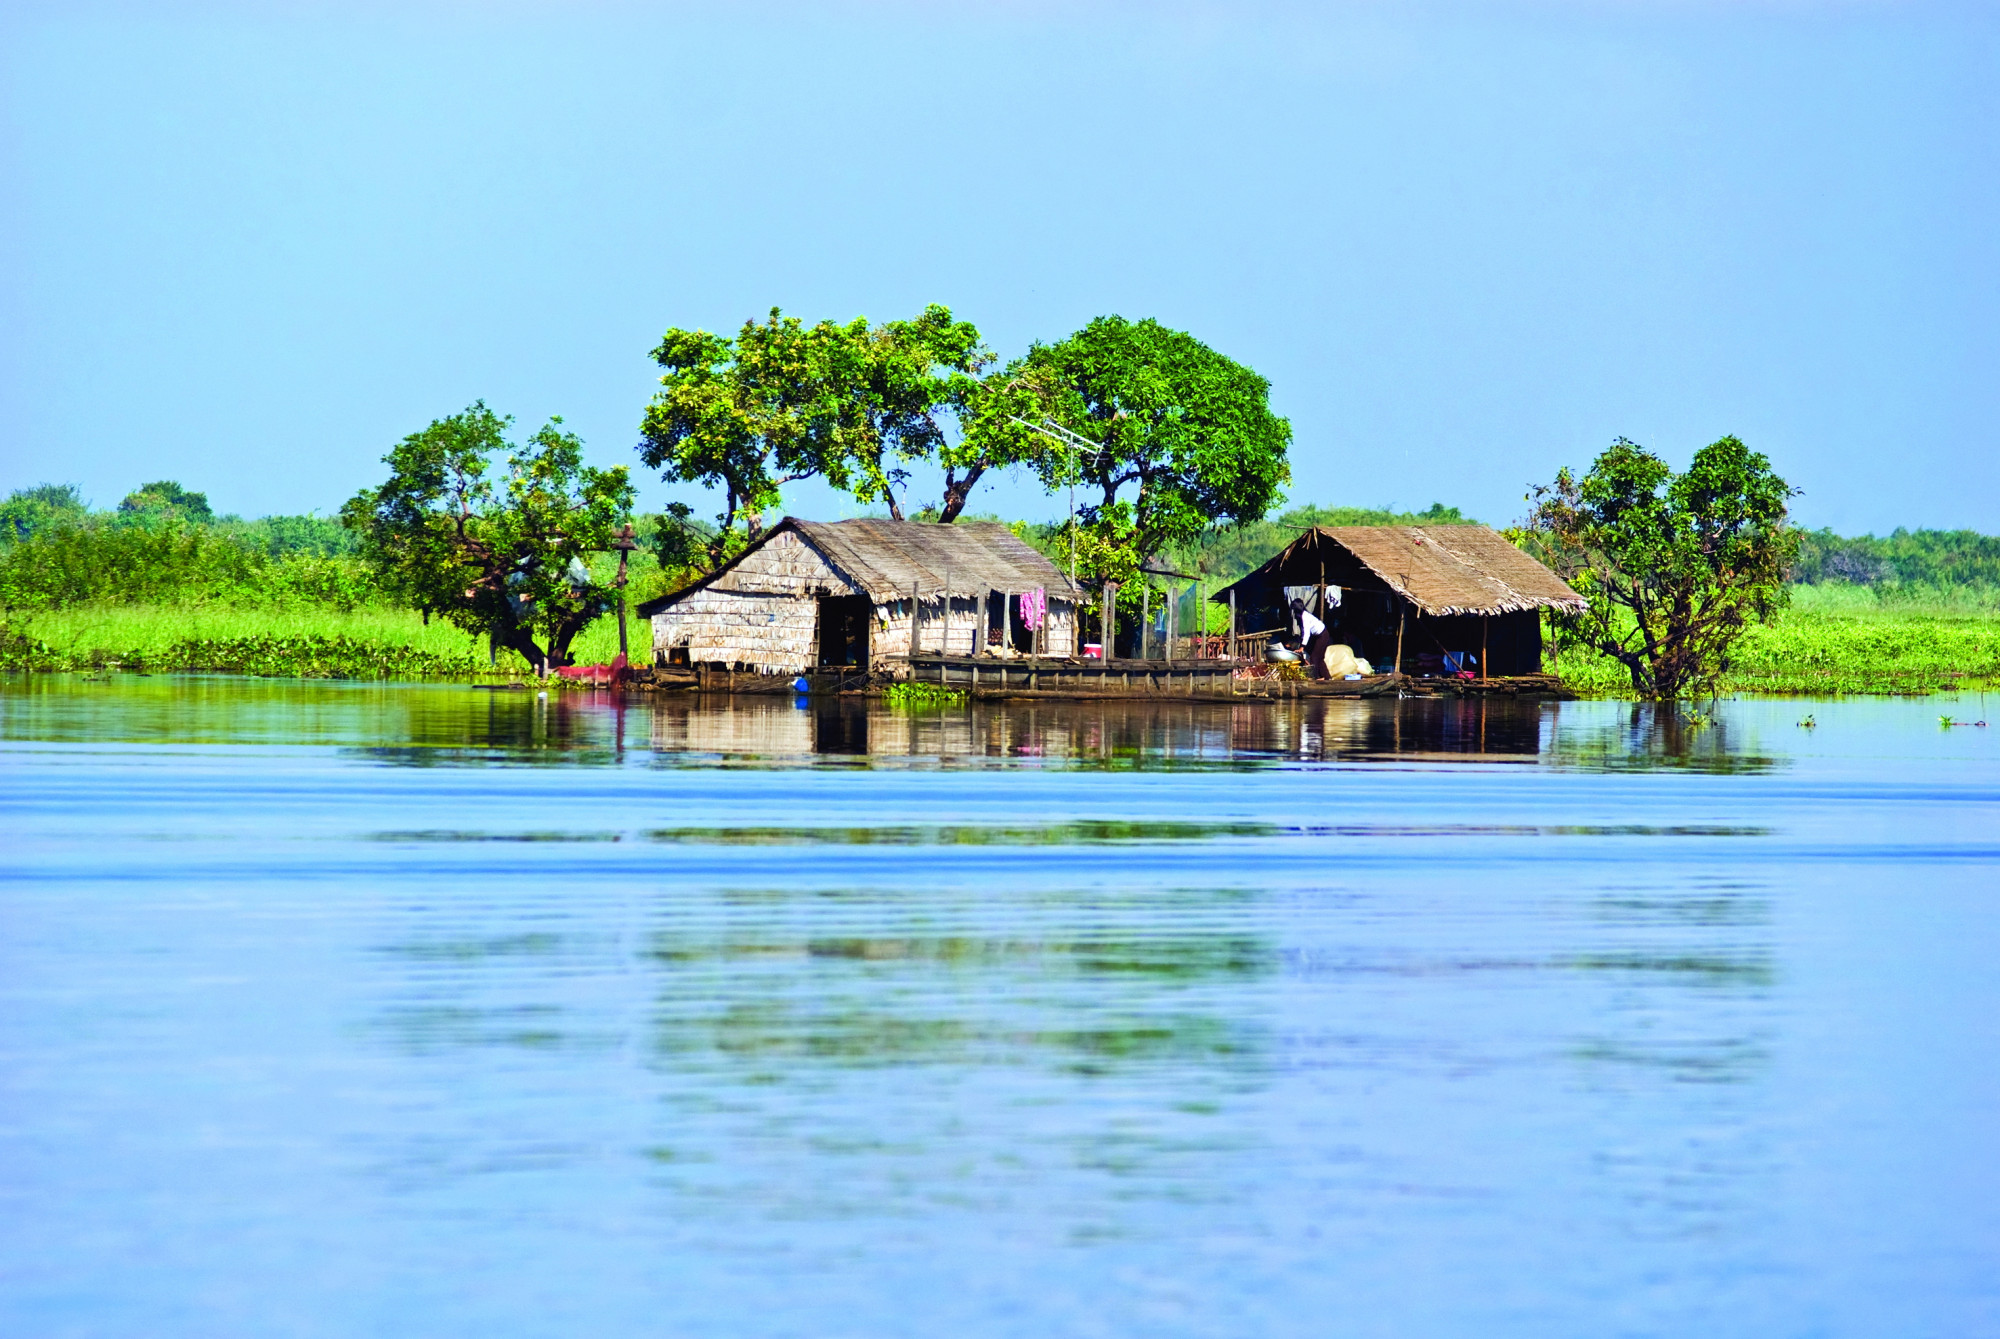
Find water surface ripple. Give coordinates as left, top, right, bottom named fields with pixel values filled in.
left=2, top=679, right=1996, bottom=1338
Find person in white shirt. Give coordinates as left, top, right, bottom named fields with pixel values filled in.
left=1291, top=598, right=1332, bottom=680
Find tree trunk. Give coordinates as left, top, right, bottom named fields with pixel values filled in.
left=937, top=464, right=986, bottom=523
left=496, top=625, right=550, bottom=673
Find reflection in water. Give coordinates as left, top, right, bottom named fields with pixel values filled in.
left=2, top=672, right=1787, bottom=773
left=642, top=896, right=1273, bottom=1072
left=647, top=693, right=1557, bottom=765
left=1545, top=702, right=1779, bottom=773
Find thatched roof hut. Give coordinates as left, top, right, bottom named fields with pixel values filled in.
left=1213, top=525, right=1584, bottom=676
left=639, top=518, right=1079, bottom=675
left=1228, top=524, right=1587, bottom=618
left=768, top=519, right=1072, bottom=601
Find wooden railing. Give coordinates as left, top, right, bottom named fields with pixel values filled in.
left=1230, top=628, right=1286, bottom=664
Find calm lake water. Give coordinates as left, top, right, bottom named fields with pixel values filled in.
left=3, top=676, right=1997, bottom=1338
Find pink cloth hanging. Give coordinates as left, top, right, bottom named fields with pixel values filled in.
left=1019, top=587, right=1046, bottom=631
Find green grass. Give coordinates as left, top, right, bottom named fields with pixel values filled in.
left=1550, top=585, right=2000, bottom=697
left=8, top=585, right=1999, bottom=696
left=1, top=603, right=642, bottom=678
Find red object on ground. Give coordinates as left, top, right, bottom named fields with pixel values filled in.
left=554, top=652, right=630, bottom=684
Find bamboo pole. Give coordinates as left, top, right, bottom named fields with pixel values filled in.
left=611, top=522, right=636, bottom=662
left=1394, top=597, right=1406, bottom=678
left=1229, top=588, right=1238, bottom=661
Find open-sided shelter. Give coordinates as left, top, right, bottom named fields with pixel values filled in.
left=637, top=518, right=1079, bottom=675
left=1211, top=525, right=1586, bottom=676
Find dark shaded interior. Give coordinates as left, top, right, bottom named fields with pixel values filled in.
left=1217, top=531, right=1546, bottom=676
left=816, top=594, right=872, bottom=668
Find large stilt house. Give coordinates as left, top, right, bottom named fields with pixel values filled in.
left=637, top=518, right=1080, bottom=676
left=1211, top=525, right=1586, bottom=677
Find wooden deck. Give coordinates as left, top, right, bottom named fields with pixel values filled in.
left=633, top=657, right=1573, bottom=700
left=902, top=655, right=1572, bottom=701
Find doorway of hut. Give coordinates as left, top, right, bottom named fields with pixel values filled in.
left=816, top=594, right=871, bottom=668
left=987, top=591, right=1035, bottom=655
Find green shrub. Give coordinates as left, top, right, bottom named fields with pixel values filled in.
left=0, top=519, right=384, bottom=611
left=1, top=484, right=89, bottom=541
left=0, top=625, right=485, bottom=678
left=885, top=680, right=967, bottom=707
left=1792, top=527, right=2000, bottom=588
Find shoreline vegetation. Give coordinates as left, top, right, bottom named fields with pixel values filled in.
left=4, top=486, right=1999, bottom=697
left=7, top=584, right=1997, bottom=697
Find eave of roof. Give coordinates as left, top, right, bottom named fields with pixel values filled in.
left=1211, top=524, right=1586, bottom=617
left=635, top=516, right=1076, bottom=617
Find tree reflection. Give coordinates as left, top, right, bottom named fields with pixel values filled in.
left=641, top=895, right=1274, bottom=1078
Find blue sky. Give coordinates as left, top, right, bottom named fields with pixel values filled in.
left=3, top=1, right=1995, bottom=533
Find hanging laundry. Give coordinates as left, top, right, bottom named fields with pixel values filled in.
left=1283, top=584, right=1319, bottom=616
left=1020, top=587, right=1047, bottom=631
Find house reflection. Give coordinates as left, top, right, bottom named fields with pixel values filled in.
left=643, top=695, right=1553, bottom=764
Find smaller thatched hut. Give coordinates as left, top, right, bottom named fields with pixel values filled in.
left=638, top=518, right=1079, bottom=675
left=1212, top=525, right=1586, bottom=677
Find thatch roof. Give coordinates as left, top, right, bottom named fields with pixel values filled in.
left=637, top=517, right=1074, bottom=616
left=792, top=519, right=1075, bottom=599
left=1214, top=525, right=1586, bottom=617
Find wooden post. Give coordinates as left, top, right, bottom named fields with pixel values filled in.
left=911, top=581, right=921, bottom=661
left=611, top=522, right=637, bottom=663
left=1394, top=598, right=1406, bottom=678
left=1481, top=615, right=1489, bottom=683
left=943, top=560, right=952, bottom=657
left=1140, top=586, right=1150, bottom=660
left=1229, top=589, right=1238, bottom=661
left=1004, top=590, right=1013, bottom=653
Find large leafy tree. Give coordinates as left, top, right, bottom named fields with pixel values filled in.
left=973, top=316, right=1292, bottom=578
left=342, top=402, right=634, bottom=670
left=1524, top=435, right=1797, bottom=699
left=639, top=311, right=819, bottom=567
left=640, top=305, right=1027, bottom=558
left=118, top=480, right=213, bottom=524
left=812, top=304, right=995, bottom=522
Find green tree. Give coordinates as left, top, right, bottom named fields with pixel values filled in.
left=639, top=305, right=1008, bottom=559
left=644, top=501, right=718, bottom=588
left=1524, top=436, right=1798, bottom=699
left=639, top=311, right=820, bottom=566
left=1, top=483, right=88, bottom=542
left=975, top=316, right=1292, bottom=583
left=118, top=480, right=213, bottom=524
left=341, top=402, right=634, bottom=670
left=810, top=304, right=996, bottom=521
